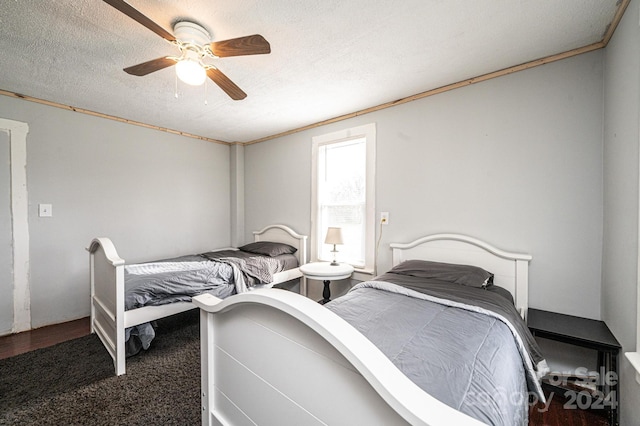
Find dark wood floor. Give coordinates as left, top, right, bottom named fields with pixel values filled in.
left=0, top=319, right=612, bottom=425
left=0, top=317, right=90, bottom=360
left=529, top=389, right=610, bottom=426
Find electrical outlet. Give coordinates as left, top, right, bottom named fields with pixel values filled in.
left=380, top=212, right=389, bottom=225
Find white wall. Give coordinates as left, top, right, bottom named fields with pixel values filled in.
left=602, top=0, right=640, bottom=423
left=245, top=51, right=605, bottom=319
left=0, top=96, right=231, bottom=329
left=245, top=136, right=312, bottom=240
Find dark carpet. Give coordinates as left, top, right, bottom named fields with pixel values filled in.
left=0, top=310, right=201, bottom=425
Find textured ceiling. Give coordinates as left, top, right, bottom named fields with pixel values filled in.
left=0, top=0, right=625, bottom=144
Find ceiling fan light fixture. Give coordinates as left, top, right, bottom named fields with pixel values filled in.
left=106, top=1, right=270, bottom=99
left=176, top=57, right=206, bottom=86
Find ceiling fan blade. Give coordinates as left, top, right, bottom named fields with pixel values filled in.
left=103, top=0, right=176, bottom=42
left=124, top=57, right=176, bottom=76
left=209, top=35, right=271, bottom=57
left=206, top=68, right=247, bottom=100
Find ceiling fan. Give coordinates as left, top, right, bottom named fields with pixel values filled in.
left=103, top=0, right=271, bottom=100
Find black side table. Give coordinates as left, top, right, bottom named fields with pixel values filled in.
left=527, top=308, right=621, bottom=425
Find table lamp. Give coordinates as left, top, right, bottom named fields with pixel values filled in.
left=324, top=227, right=344, bottom=266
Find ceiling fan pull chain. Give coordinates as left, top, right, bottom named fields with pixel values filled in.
left=174, top=73, right=179, bottom=99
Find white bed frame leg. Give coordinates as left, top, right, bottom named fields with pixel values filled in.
left=515, top=259, right=529, bottom=321
left=115, top=330, right=125, bottom=375
left=200, top=309, right=214, bottom=426
left=90, top=252, right=96, bottom=335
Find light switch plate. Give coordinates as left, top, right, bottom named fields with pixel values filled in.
left=39, top=203, right=52, bottom=217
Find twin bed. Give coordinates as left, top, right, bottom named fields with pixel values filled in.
left=88, top=224, right=308, bottom=376
left=89, top=227, right=547, bottom=425
left=192, top=233, right=548, bottom=426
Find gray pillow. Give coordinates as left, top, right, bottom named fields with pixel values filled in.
left=239, top=241, right=297, bottom=257
left=389, top=259, right=493, bottom=288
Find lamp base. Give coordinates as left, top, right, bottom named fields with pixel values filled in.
left=330, top=246, right=339, bottom=266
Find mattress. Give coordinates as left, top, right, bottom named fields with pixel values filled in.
left=326, top=275, right=546, bottom=426
left=123, top=250, right=298, bottom=356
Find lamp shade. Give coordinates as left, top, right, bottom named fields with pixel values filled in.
left=324, top=227, right=344, bottom=245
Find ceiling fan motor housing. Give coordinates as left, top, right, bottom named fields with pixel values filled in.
left=173, top=21, right=211, bottom=47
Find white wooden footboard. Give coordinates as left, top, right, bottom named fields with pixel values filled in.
left=88, top=237, right=127, bottom=376
left=88, top=238, right=198, bottom=376
left=192, top=290, right=484, bottom=426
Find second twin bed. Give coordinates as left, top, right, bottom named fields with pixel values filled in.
left=194, top=233, right=548, bottom=426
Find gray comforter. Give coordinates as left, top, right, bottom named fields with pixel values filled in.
left=201, top=250, right=293, bottom=291
left=326, top=276, right=548, bottom=426
left=124, top=255, right=237, bottom=310
left=124, top=251, right=294, bottom=356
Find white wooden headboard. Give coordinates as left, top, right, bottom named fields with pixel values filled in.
left=253, top=224, right=308, bottom=265
left=390, top=234, right=532, bottom=319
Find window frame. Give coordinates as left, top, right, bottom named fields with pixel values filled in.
left=311, top=123, right=376, bottom=274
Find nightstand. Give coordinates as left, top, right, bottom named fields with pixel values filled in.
left=299, top=262, right=354, bottom=304
left=527, top=308, right=621, bottom=425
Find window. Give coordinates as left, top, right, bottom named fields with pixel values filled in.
left=311, top=123, right=375, bottom=273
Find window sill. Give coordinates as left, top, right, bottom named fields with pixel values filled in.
left=352, top=268, right=374, bottom=282
left=625, top=352, right=640, bottom=384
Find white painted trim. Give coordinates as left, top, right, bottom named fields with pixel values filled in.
left=625, top=352, right=640, bottom=382
left=311, top=123, right=376, bottom=271
left=0, top=118, right=30, bottom=333
left=636, top=104, right=640, bottom=384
